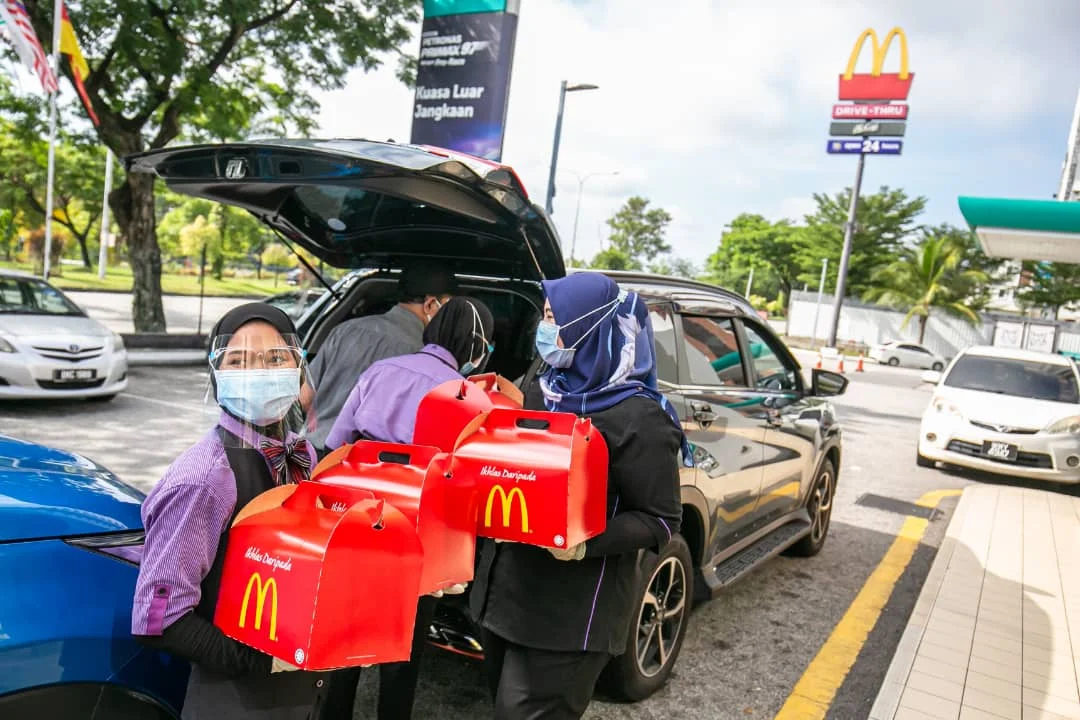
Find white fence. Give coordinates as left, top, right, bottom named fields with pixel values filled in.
left=786, top=290, right=1080, bottom=358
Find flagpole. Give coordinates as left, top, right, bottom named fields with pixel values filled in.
left=42, top=0, right=63, bottom=280
left=98, top=149, right=113, bottom=278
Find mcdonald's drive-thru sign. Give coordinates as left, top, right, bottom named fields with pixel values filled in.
left=838, top=27, right=913, bottom=101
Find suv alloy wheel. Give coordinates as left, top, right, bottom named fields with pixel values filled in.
left=599, top=534, right=693, bottom=701
left=785, top=458, right=836, bottom=557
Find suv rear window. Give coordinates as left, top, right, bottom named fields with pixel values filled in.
left=680, top=316, right=745, bottom=387
left=944, top=355, right=1080, bottom=404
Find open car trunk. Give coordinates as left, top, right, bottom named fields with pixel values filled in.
left=125, top=139, right=566, bottom=282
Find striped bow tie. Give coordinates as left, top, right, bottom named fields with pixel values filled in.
left=260, top=438, right=312, bottom=485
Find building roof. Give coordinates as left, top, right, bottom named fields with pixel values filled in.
left=958, top=196, right=1080, bottom=262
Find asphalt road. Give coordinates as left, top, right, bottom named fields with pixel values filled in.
left=0, top=357, right=1039, bottom=719
left=66, top=290, right=253, bottom=334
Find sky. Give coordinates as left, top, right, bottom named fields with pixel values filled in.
left=315, top=0, right=1080, bottom=271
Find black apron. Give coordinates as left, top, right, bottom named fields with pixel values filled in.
left=180, top=428, right=331, bottom=720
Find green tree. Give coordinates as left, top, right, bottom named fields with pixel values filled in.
left=919, top=223, right=1005, bottom=311
left=179, top=215, right=222, bottom=280
left=17, top=0, right=420, bottom=331
left=863, top=235, right=988, bottom=343
left=604, top=196, right=672, bottom=269
left=705, top=214, right=802, bottom=304
left=798, top=186, right=927, bottom=298
left=649, top=255, right=699, bottom=280
left=0, top=113, right=106, bottom=269
left=1016, top=262, right=1080, bottom=320
left=589, top=247, right=634, bottom=271
left=261, top=243, right=296, bottom=286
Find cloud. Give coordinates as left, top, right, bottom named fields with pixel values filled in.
left=316, top=0, right=1079, bottom=266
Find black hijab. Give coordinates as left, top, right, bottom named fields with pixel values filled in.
left=422, top=296, right=495, bottom=370
left=207, top=302, right=301, bottom=400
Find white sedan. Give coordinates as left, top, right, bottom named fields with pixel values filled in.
left=917, top=345, right=1080, bottom=483
left=869, top=340, right=946, bottom=370
left=0, top=271, right=128, bottom=400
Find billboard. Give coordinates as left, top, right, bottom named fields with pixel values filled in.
left=409, top=0, right=520, bottom=161
left=838, top=27, right=914, bottom=101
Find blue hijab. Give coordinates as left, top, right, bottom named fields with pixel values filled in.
left=539, top=273, right=694, bottom=467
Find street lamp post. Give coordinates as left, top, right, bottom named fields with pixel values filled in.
left=544, top=81, right=599, bottom=216
left=566, top=169, right=619, bottom=264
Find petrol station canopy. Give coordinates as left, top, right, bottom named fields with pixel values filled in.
left=958, top=196, right=1080, bottom=263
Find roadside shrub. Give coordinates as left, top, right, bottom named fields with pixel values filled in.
left=25, top=227, right=65, bottom=276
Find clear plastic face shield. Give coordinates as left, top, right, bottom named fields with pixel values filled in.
left=460, top=300, right=494, bottom=376
left=207, top=321, right=315, bottom=446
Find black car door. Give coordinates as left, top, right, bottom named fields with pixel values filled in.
left=737, top=318, right=819, bottom=524
left=673, top=311, right=767, bottom=548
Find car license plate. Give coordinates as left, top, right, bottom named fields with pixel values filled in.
left=53, top=369, right=97, bottom=382
left=982, top=441, right=1018, bottom=463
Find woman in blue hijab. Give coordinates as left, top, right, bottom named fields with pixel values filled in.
left=470, top=272, right=689, bottom=720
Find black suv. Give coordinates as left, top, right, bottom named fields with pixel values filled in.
left=128, top=139, right=847, bottom=701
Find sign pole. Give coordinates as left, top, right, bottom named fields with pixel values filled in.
left=42, top=0, right=64, bottom=280
left=97, top=149, right=113, bottom=279
left=744, top=267, right=754, bottom=298
left=827, top=151, right=865, bottom=348
left=812, top=257, right=828, bottom=340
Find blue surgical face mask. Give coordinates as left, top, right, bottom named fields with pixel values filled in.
left=460, top=343, right=494, bottom=375
left=214, top=368, right=301, bottom=426
left=535, top=321, right=575, bottom=368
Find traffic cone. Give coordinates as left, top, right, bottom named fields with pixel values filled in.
left=837, top=356, right=846, bottom=373
left=815, top=353, right=822, bottom=370
left=856, top=354, right=865, bottom=372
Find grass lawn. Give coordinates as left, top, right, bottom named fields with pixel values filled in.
left=2, top=261, right=292, bottom=298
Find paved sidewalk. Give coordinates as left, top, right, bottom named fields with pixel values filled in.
left=870, top=484, right=1080, bottom=720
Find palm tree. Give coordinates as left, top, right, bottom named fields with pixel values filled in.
left=864, top=235, right=989, bottom=343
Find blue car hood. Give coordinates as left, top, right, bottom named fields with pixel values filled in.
left=0, top=435, right=144, bottom=542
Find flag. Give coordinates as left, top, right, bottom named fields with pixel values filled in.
left=59, top=2, right=97, bottom=126
left=0, top=0, right=58, bottom=94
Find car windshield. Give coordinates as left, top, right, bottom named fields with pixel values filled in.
left=943, top=355, right=1080, bottom=404
left=0, top=276, right=83, bottom=316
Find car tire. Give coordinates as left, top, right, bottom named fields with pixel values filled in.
left=598, top=535, right=693, bottom=702
left=931, top=362, right=944, bottom=371
left=87, top=394, right=117, bottom=403
left=887, top=357, right=900, bottom=367
left=786, top=458, right=835, bottom=558
left=916, top=451, right=935, bottom=468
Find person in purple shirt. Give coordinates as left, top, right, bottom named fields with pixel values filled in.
left=132, top=303, right=330, bottom=720
left=322, top=296, right=494, bottom=720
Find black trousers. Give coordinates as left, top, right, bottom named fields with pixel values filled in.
left=321, top=595, right=438, bottom=720
left=480, top=629, right=611, bottom=720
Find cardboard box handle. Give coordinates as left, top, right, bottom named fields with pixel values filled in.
left=345, top=440, right=438, bottom=469
left=377, top=450, right=412, bottom=465
left=516, top=417, right=550, bottom=431
left=284, top=481, right=375, bottom=515
left=468, top=373, right=525, bottom=406
left=479, top=408, right=579, bottom=436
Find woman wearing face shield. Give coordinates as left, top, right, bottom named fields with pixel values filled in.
left=470, top=272, right=692, bottom=720
left=131, top=303, right=330, bottom=720
left=321, top=296, right=494, bottom=720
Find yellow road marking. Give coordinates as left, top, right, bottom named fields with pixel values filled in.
left=774, top=489, right=963, bottom=719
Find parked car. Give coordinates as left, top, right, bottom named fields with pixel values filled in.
left=126, top=138, right=848, bottom=700
left=0, top=270, right=128, bottom=401
left=917, top=345, right=1080, bottom=482
left=263, top=288, right=327, bottom=321
left=0, top=434, right=188, bottom=718
left=869, top=340, right=946, bottom=370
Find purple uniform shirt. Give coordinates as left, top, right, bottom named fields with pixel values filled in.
left=325, top=344, right=462, bottom=448
left=132, top=412, right=316, bottom=636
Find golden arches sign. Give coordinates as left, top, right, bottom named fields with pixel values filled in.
left=843, top=27, right=910, bottom=80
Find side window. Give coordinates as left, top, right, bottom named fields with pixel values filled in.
left=648, top=304, right=679, bottom=385
left=679, top=315, right=746, bottom=387
left=742, top=322, right=800, bottom=392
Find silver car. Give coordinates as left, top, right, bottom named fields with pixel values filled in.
left=0, top=271, right=128, bottom=401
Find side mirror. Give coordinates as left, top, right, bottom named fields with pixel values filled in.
left=811, top=368, right=849, bottom=397
left=921, top=370, right=942, bottom=385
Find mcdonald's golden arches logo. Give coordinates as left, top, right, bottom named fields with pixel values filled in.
left=239, top=572, right=279, bottom=641
left=838, top=27, right=914, bottom=101
left=484, top=485, right=530, bottom=533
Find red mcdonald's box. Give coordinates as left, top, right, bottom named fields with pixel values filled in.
left=450, top=408, right=609, bottom=549
left=466, top=373, right=525, bottom=408
left=213, top=481, right=423, bottom=670
left=413, top=378, right=493, bottom=453
left=310, top=440, right=476, bottom=596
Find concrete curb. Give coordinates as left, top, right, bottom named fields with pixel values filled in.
left=127, top=350, right=207, bottom=367
left=868, top=487, right=975, bottom=720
